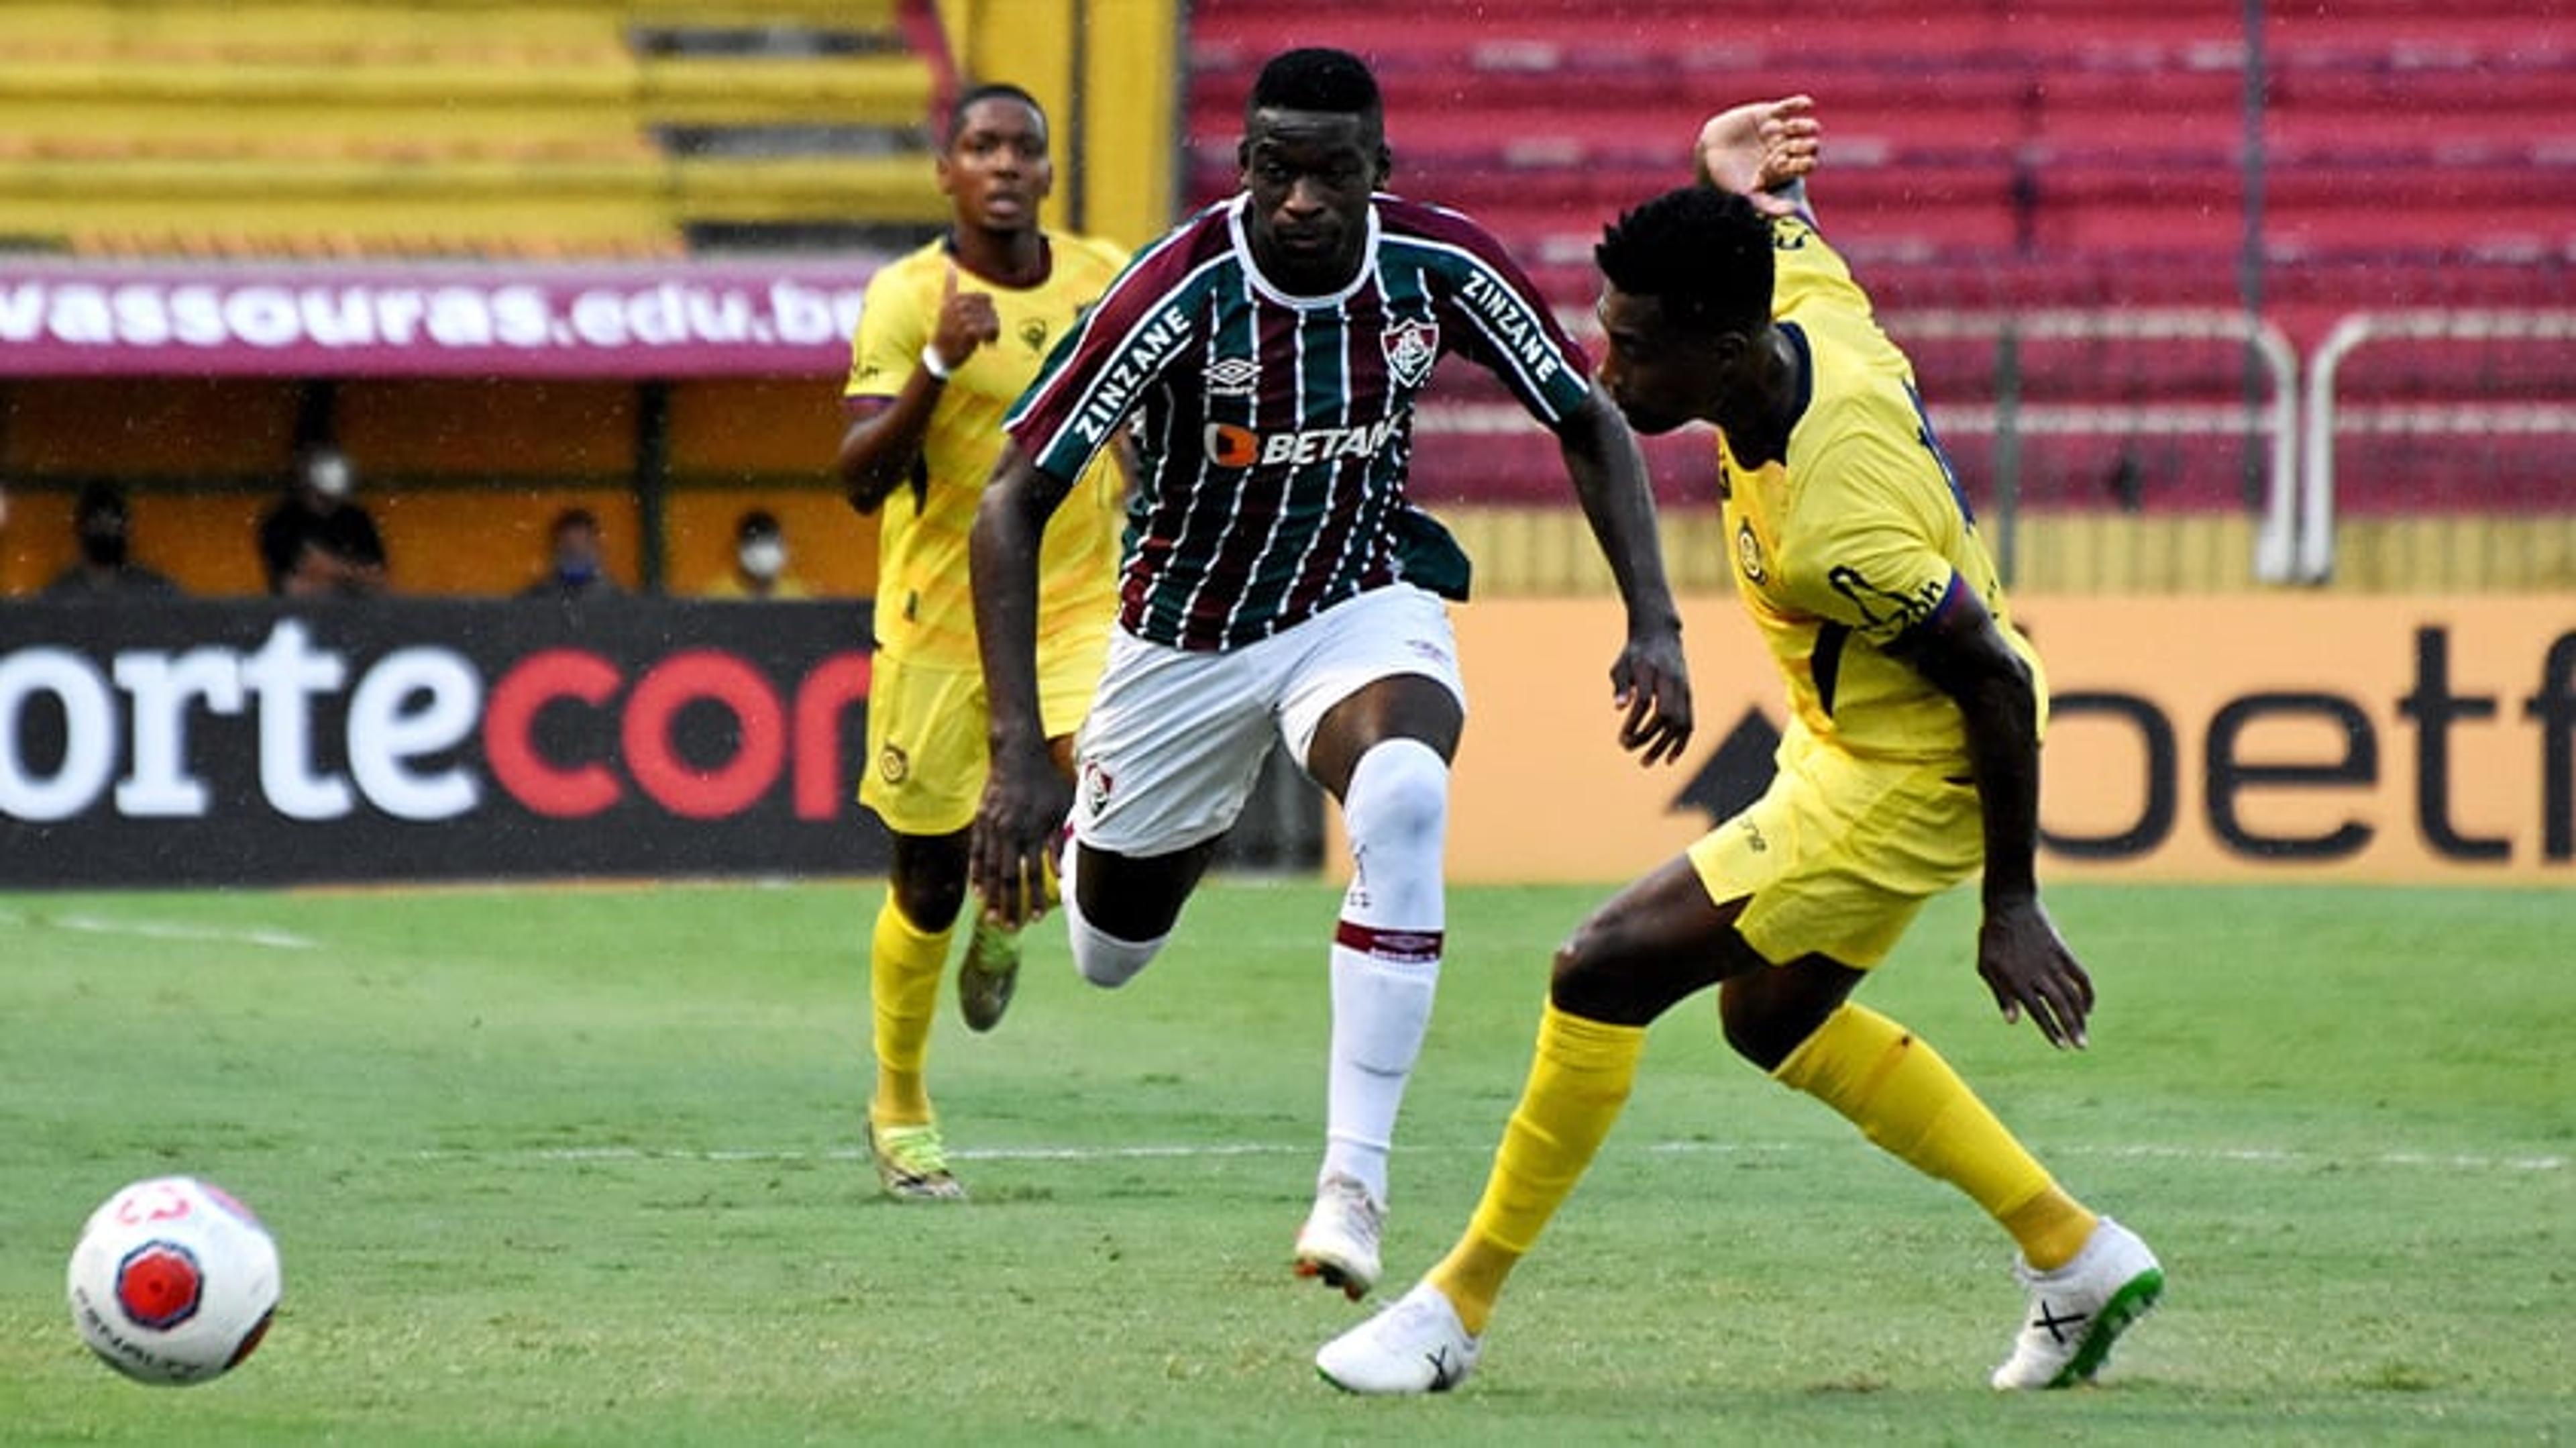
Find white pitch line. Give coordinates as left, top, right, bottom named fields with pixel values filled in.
left=2085, top=1142, right=2571, bottom=1173
left=0, top=909, right=318, bottom=951
left=506, top=1143, right=1299, bottom=1165
left=428, top=1140, right=2565, bottom=1173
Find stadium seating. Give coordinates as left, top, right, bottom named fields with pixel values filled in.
left=1185, top=0, right=2575, bottom=523
left=0, top=1, right=942, bottom=258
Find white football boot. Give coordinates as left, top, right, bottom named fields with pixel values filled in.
left=1292, top=1174, right=1384, bottom=1300
left=1316, top=1282, right=1482, bottom=1394
left=1991, top=1217, right=2164, bottom=1389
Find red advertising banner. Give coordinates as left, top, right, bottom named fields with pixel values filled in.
left=0, top=258, right=879, bottom=379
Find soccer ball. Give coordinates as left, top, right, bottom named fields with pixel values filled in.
left=66, top=1176, right=280, bottom=1386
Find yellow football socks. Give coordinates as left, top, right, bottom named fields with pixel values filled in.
left=867, top=900, right=953, bottom=1129
left=1772, top=1002, right=2097, bottom=1270
left=1428, top=1002, right=1646, bottom=1335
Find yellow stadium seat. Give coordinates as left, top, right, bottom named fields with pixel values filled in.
left=0, top=1, right=938, bottom=261
left=641, top=54, right=934, bottom=129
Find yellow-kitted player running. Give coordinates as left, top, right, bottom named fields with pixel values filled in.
left=834, top=82, right=1127, bottom=1200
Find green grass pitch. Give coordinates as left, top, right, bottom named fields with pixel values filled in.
left=1, top=878, right=2568, bottom=1444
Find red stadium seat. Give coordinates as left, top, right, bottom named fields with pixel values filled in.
left=1181, top=0, right=2573, bottom=515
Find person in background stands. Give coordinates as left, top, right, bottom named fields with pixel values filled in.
left=704, top=509, right=810, bottom=600
left=833, top=81, right=1132, bottom=1200
left=520, top=507, right=623, bottom=601
left=258, top=444, right=387, bottom=598
left=46, top=482, right=181, bottom=600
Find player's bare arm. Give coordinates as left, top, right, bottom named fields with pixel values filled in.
left=967, top=440, right=1077, bottom=926
left=1694, top=94, right=1821, bottom=216
left=1553, top=388, right=1695, bottom=766
left=836, top=264, right=1006, bottom=513
left=1900, top=579, right=2095, bottom=1049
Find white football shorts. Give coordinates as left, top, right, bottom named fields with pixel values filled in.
left=1071, top=582, right=1466, bottom=856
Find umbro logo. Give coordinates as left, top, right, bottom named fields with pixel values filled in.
left=1204, top=356, right=1259, bottom=397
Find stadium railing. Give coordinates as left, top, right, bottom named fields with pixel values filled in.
left=1399, top=306, right=2300, bottom=597
left=2298, top=311, right=2576, bottom=584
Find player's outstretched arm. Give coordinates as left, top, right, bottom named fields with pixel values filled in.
left=1901, top=580, right=2096, bottom=1049
left=1694, top=94, right=1821, bottom=217
left=969, top=442, right=1077, bottom=926
left=1554, top=389, right=1695, bottom=766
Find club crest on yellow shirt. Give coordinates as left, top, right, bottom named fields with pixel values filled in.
left=1735, top=518, right=1768, bottom=584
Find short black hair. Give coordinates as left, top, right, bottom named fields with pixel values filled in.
left=552, top=507, right=599, bottom=534
left=1247, top=47, right=1381, bottom=123
left=74, top=480, right=129, bottom=524
left=736, top=509, right=781, bottom=541
left=1596, top=186, right=1775, bottom=336
left=947, top=82, right=1044, bottom=146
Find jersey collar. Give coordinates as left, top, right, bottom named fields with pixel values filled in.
left=1226, top=193, right=1383, bottom=309
left=1780, top=321, right=1817, bottom=437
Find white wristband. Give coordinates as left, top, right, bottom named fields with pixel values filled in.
left=919, top=344, right=953, bottom=381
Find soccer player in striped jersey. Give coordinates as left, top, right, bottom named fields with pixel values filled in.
left=968, top=48, right=1695, bottom=1298
left=1320, top=96, right=2161, bottom=1394
left=835, top=83, right=1131, bottom=1200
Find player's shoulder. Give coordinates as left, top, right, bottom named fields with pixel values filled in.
left=1769, top=210, right=1825, bottom=247
left=1094, top=203, right=1238, bottom=301
left=1770, top=215, right=1867, bottom=305
left=865, top=238, right=950, bottom=295
left=1786, top=384, right=1943, bottom=531
left=1375, top=192, right=1507, bottom=251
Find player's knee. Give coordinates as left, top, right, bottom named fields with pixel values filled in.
left=1548, top=917, right=1638, bottom=1023
left=891, top=874, right=965, bottom=933
left=1342, top=738, right=1449, bottom=856
left=1063, top=881, right=1165, bottom=988
left=1551, top=910, right=1731, bottom=1029
left=887, top=834, right=969, bottom=932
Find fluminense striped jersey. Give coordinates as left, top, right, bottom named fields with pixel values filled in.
left=1004, top=192, right=1595, bottom=652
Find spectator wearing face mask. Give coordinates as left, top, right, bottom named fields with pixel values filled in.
left=258, top=445, right=388, bottom=597
left=704, top=509, right=810, bottom=601
left=46, top=482, right=182, bottom=600
left=521, top=507, right=624, bottom=601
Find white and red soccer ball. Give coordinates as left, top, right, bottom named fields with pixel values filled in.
left=66, top=1176, right=280, bottom=1385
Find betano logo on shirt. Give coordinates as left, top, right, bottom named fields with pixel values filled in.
left=1203, top=417, right=1403, bottom=469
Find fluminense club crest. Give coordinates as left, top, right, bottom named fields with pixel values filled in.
left=1381, top=317, right=1438, bottom=388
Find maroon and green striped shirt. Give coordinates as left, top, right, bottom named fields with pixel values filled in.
left=1005, top=192, right=1594, bottom=652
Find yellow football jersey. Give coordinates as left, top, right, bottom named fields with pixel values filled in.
left=845, top=234, right=1129, bottom=665
left=1716, top=213, right=2043, bottom=766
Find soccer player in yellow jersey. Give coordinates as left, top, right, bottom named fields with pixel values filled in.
left=1321, top=97, right=2163, bottom=1392
left=833, top=83, right=1128, bottom=1200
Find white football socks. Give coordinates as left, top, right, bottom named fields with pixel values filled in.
left=1320, top=739, right=1450, bottom=1204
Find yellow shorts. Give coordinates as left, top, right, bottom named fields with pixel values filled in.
left=1686, top=725, right=1984, bottom=970
left=859, top=624, right=1110, bottom=837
